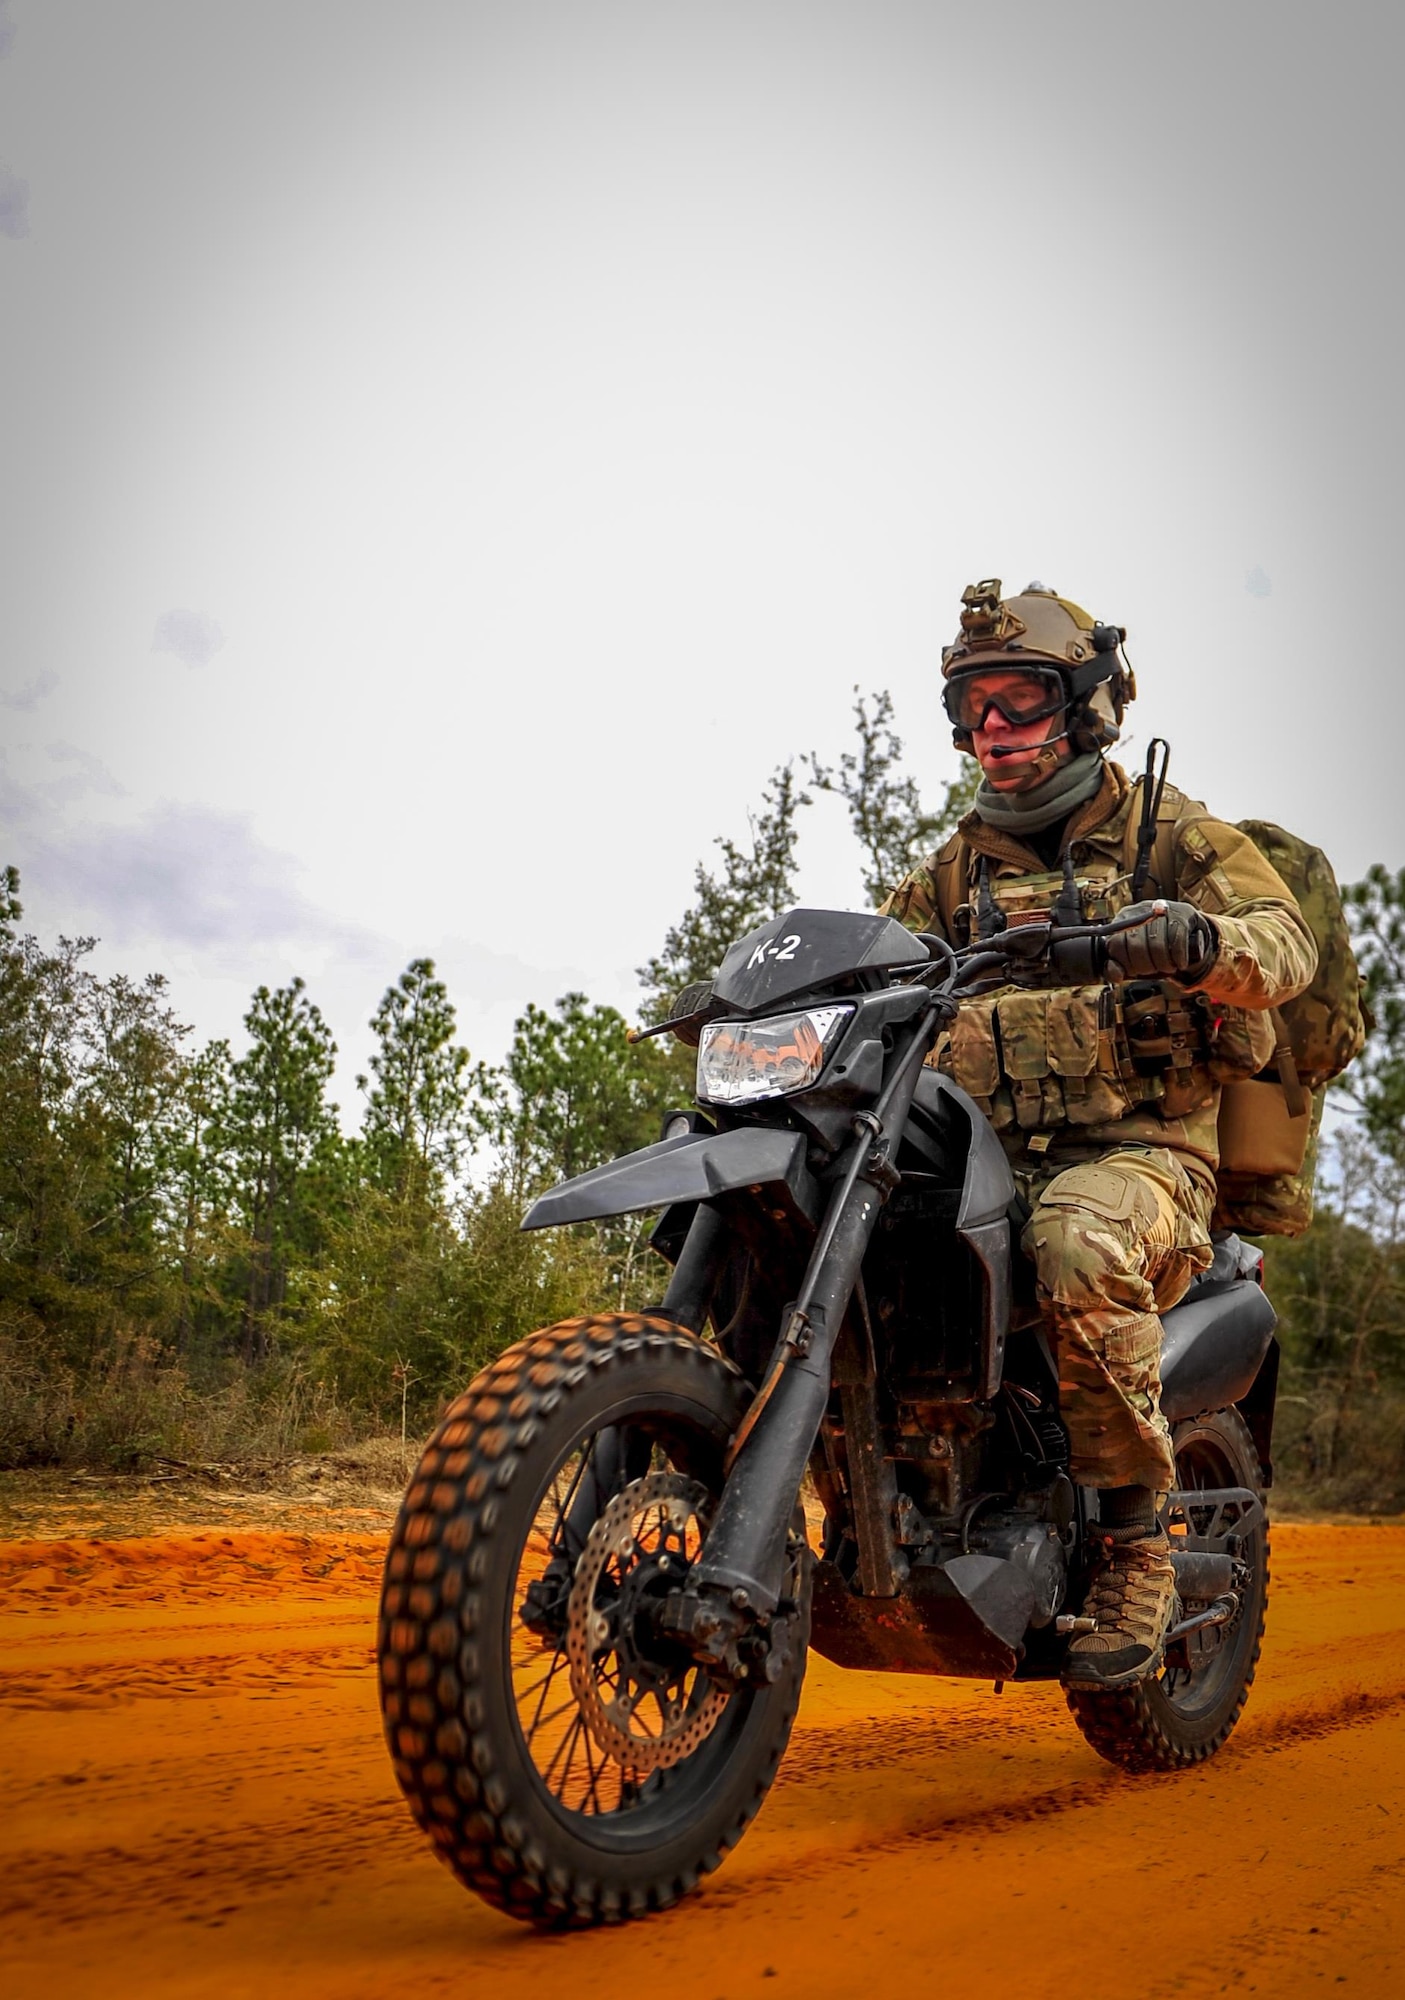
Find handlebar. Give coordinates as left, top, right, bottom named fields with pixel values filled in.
left=914, top=899, right=1167, bottom=999
left=635, top=903, right=1171, bottom=1048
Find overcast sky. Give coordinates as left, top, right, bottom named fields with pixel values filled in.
left=2, top=1, right=1401, bottom=1114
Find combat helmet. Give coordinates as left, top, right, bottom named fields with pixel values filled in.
left=941, top=578, right=1135, bottom=755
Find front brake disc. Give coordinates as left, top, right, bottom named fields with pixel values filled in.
left=565, top=1472, right=728, bottom=1774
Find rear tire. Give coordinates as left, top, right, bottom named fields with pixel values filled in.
left=377, top=1313, right=811, bottom=1926
left=1065, top=1405, right=1268, bottom=1773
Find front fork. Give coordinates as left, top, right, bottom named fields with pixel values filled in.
left=663, top=1022, right=937, bottom=1682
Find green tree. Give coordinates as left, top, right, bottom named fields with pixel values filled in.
left=1265, top=1130, right=1405, bottom=1507
left=221, top=979, right=340, bottom=1362
left=295, top=1175, right=618, bottom=1427
left=0, top=863, right=20, bottom=942
left=454, top=1175, right=619, bottom=1367
left=1340, top=862, right=1405, bottom=1163
left=637, top=761, right=810, bottom=1018
left=0, top=923, right=95, bottom=1348
left=0, top=882, right=190, bottom=1363
left=296, top=961, right=484, bottom=1414
left=474, top=992, right=683, bottom=1313
left=484, top=991, right=677, bottom=1192
left=358, top=958, right=479, bottom=1193
left=158, top=1038, right=244, bottom=1356
left=1266, top=859, right=1405, bottom=1508
left=80, top=970, right=189, bottom=1266
left=808, top=687, right=977, bottom=906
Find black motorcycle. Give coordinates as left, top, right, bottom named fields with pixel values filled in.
left=378, top=903, right=1275, bottom=1926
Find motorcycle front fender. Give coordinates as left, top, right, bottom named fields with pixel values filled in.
left=520, top=1127, right=823, bottom=1232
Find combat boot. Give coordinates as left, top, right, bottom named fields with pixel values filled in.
left=1063, top=1523, right=1179, bottom=1690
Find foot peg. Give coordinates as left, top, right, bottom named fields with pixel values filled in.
left=1165, top=1593, right=1239, bottom=1645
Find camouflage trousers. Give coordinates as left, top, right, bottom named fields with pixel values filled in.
left=1019, top=1146, right=1216, bottom=1494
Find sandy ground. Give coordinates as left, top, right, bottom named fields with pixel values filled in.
left=2, top=1512, right=1403, bottom=2000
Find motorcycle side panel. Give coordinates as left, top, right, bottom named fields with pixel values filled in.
left=910, top=1072, right=1019, bottom=1232
left=520, top=1127, right=822, bottom=1231
left=903, top=1073, right=1016, bottom=1393
left=1159, top=1279, right=1277, bottom=1423
left=964, top=1218, right=1012, bottom=1398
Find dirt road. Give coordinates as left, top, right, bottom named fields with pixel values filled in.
left=3, top=1521, right=1403, bottom=2000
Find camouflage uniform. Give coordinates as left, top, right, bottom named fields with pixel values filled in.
left=1019, top=1146, right=1213, bottom=1491
left=881, top=758, right=1318, bottom=1493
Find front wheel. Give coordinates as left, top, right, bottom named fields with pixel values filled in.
left=377, top=1314, right=811, bottom=1927
left=1065, top=1405, right=1269, bottom=1773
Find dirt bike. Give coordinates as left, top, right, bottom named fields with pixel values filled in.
left=377, top=902, right=1276, bottom=1926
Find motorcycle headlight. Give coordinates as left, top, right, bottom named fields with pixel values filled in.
left=696, top=1005, right=854, bottom=1106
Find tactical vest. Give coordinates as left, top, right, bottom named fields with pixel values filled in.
left=929, top=781, right=1269, bottom=1139
left=937, top=859, right=1264, bottom=1138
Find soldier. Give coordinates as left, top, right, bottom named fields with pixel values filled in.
left=881, top=580, right=1318, bottom=1690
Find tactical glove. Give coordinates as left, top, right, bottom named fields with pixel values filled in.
left=665, top=979, right=717, bottom=1048
left=1106, top=901, right=1219, bottom=983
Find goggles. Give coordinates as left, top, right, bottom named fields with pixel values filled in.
left=942, top=664, right=1068, bottom=733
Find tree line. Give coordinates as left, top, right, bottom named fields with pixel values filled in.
left=2, top=694, right=1402, bottom=1509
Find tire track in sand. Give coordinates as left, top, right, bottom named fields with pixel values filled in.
left=7, top=1667, right=1404, bottom=1935
left=0, top=1640, right=375, bottom=1710
left=3, top=1523, right=1403, bottom=1999
left=700, top=1680, right=1405, bottom=1912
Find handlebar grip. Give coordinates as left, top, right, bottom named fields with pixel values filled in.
left=1048, top=931, right=1107, bottom=982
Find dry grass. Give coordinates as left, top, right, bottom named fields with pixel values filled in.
left=0, top=1439, right=426, bottom=1540
left=0, top=1329, right=378, bottom=1473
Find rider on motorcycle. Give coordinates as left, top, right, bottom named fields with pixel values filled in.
left=880, top=580, right=1317, bottom=1690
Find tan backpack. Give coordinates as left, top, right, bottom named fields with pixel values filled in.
left=1131, top=786, right=1368, bottom=1236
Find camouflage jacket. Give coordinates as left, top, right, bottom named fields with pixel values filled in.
left=879, top=760, right=1319, bottom=1177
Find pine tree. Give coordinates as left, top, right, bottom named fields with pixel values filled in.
left=1340, top=863, right=1405, bottom=1164
left=0, top=881, right=191, bottom=1363
left=222, top=979, right=339, bottom=1362
left=637, top=761, right=810, bottom=1019
left=301, top=961, right=484, bottom=1415
left=358, top=958, right=478, bottom=1194
left=808, top=688, right=977, bottom=906
left=80, top=970, right=189, bottom=1268
left=0, top=864, right=20, bottom=942
left=484, top=992, right=677, bottom=1192
left=160, top=1038, right=241, bottom=1356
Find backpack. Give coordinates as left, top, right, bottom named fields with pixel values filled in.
left=1131, top=786, right=1368, bottom=1237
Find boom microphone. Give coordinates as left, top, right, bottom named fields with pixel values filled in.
left=987, top=728, right=1072, bottom=759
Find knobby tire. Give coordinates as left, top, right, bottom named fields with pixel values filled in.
left=377, top=1313, right=810, bottom=1927
left=1065, top=1405, right=1269, bottom=1772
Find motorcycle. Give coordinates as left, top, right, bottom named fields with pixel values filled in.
left=377, top=901, right=1276, bottom=1926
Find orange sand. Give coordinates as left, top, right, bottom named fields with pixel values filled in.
left=3, top=1522, right=1403, bottom=1999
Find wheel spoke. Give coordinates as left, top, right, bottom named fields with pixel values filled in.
left=579, top=1710, right=606, bottom=1815
left=547, top=1710, right=586, bottom=1797
left=532, top=1696, right=588, bottom=1772
left=544, top=1437, right=598, bottom=1564
left=522, top=1643, right=571, bottom=1741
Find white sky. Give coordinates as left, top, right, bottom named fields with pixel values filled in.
left=2, top=1, right=1401, bottom=1115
